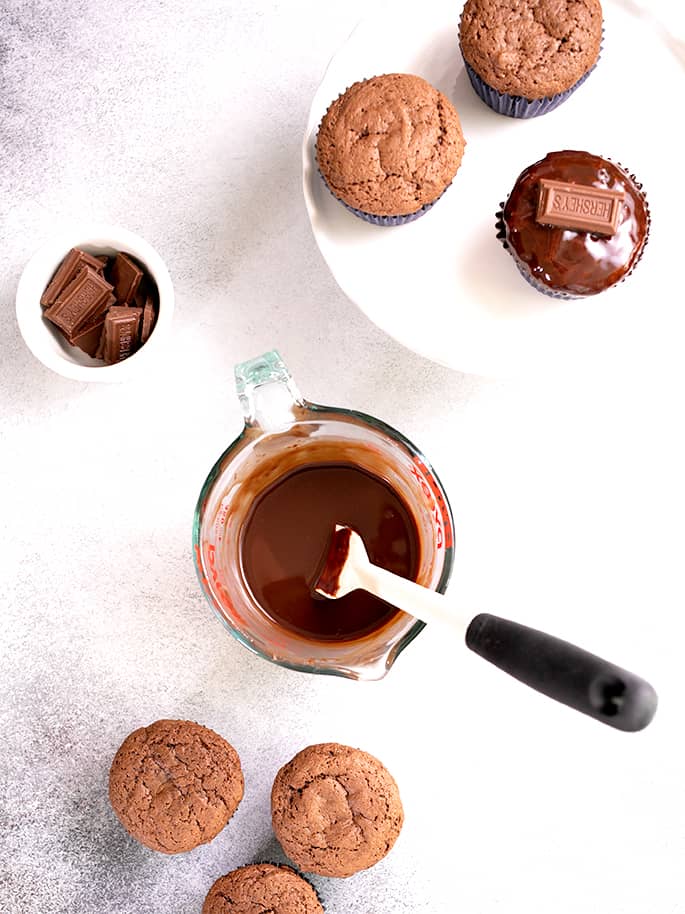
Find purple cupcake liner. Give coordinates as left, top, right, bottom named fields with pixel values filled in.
left=512, top=256, right=581, bottom=299
left=463, top=59, right=596, bottom=119
left=318, top=167, right=444, bottom=226
left=337, top=192, right=437, bottom=226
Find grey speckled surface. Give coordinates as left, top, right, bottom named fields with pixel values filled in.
left=2, top=2, right=685, bottom=913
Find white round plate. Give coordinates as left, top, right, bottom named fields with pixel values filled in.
left=303, top=0, right=685, bottom=377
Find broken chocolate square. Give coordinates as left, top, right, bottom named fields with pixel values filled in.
left=109, top=252, right=143, bottom=304
left=67, top=309, right=108, bottom=358
left=139, top=294, right=157, bottom=345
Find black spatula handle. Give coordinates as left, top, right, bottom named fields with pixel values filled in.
left=465, top=613, right=657, bottom=731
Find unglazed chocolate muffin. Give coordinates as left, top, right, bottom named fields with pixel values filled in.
left=497, top=150, right=649, bottom=298
left=109, top=719, right=244, bottom=853
left=459, top=0, right=603, bottom=117
left=316, top=73, right=466, bottom=225
left=271, top=743, right=404, bottom=877
left=203, top=864, right=324, bottom=914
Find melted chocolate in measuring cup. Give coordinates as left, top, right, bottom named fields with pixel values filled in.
left=240, top=463, right=420, bottom=641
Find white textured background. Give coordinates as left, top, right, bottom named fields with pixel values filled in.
left=1, top=2, right=684, bottom=913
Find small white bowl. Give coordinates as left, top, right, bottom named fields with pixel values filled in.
left=15, top=224, right=174, bottom=382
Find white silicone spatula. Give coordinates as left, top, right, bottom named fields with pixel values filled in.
left=313, top=525, right=657, bottom=732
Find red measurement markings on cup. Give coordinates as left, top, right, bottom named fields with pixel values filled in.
left=194, top=543, right=210, bottom=591
left=410, top=458, right=453, bottom=550
left=201, top=540, right=246, bottom=625
left=214, top=498, right=231, bottom=543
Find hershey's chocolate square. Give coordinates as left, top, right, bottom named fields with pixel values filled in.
left=44, top=267, right=114, bottom=336
left=100, top=305, right=143, bottom=364
left=40, top=247, right=104, bottom=307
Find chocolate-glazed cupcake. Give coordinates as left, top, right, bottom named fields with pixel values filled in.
left=316, top=74, right=465, bottom=225
left=498, top=150, right=649, bottom=299
left=459, top=0, right=603, bottom=118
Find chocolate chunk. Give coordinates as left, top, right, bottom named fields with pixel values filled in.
left=95, top=255, right=110, bottom=271
left=40, top=247, right=104, bottom=307
left=139, top=295, right=156, bottom=345
left=44, top=267, right=114, bottom=336
left=68, top=310, right=107, bottom=358
left=99, top=306, right=142, bottom=364
left=66, top=291, right=115, bottom=357
left=536, top=178, right=625, bottom=236
left=110, top=253, right=143, bottom=304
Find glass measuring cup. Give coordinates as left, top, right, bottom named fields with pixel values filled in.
left=193, top=350, right=454, bottom=681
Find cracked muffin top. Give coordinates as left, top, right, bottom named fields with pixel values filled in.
left=203, top=864, right=323, bottom=914
left=459, top=0, right=603, bottom=99
left=271, top=742, right=404, bottom=878
left=108, top=719, right=244, bottom=854
left=316, top=74, right=465, bottom=216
